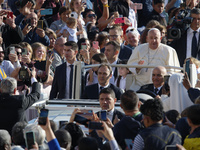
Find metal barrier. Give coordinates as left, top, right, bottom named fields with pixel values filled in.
left=72, top=61, right=184, bottom=100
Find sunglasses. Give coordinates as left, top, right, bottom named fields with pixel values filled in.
left=16, top=52, right=22, bottom=55
left=126, top=28, right=134, bottom=33
left=87, top=14, right=97, bottom=18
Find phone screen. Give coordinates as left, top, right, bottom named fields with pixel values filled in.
left=74, top=114, right=89, bottom=126
left=185, top=59, right=190, bottom=80
left=40, top=9, right=53, bottom=15
left=81, top=43, right=87, bottom=50
left=100, top=110, right=107, bottom=121
left=37, top=20, right=43, bottom=29
left=88, top=121, right=103, bottom=130
left=9, top=46, right=15, bottom=54
left=22, top=48, right=27, bottom=56
left=165, top=145, right=178, bottom=150
left=38, top=109, right=49, bottom=125
left=25, top=132, right=35, bottom=150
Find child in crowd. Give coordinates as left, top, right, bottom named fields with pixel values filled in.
left=115, top=60, right=132, bottom=91
left=60, top=17, right=84, bottom=42
left=150, top=0, right=167, bottom=26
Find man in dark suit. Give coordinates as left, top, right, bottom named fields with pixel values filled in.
left=50, top=41, right=78, bottom=99
left=82, top=64, right=123, bottom=100
left=101, top=26, right=132, bottom=60
left=96, top=88, right=124, bottom=124
left=104, top=41, right=121, bottom=82
left=170, top=8, right=200, bottom=67
left=139, top=66, right=167, bottom=96
left=0, top=68, right=41, bottom=134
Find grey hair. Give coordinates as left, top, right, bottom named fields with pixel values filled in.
left=0, top=77, right=17, bottom=94
left=126, top=28, right=140, bottom=37
left=0, top=130, right=11, bottom=148
left=24, top=123, right=46, bottom=146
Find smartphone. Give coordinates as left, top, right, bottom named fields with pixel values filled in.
left=1, top=3, right=7, bottom=9
left=22, top=48, right=27, bottom=56
left=37, top=20, right=43, bottom=29
left=185, top=59, right=190, bottom=80
left=7, top=12, right=13, bottom=19
left=92, top=41, right=99, bottom=49
left=100, top=110, right=107, bottom=121
left=165, top=145, right=178, bottom=150
left=81, top=43, right=87, bottom=50
left=88, top=121, right=103, bottom=130
left=114, top=17, right=125, bottom=24
left=130, top=3, right=143, bottom=10
left=77, top=109, right=93, bottom=120
left=47, top=50, right=53, bottom=57
left=59, top=121, right=68, bottom=128
left=38, top=109, right=49, bottom=125
left=40, top=9, right=53, bottom=15
left=25, top=131, right=35, bottom=150
left=74, top=114, right=90, bottom=126
left=70, top=12, right=78, bottom=19
left=9, top=46, right=15, bottom=54
left=125, top=139, right=134, bottom=150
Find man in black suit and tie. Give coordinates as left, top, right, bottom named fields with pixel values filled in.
left=81, top=64, right=123, bottom=100
left=104, top=41, right=121, bottom=82
left=50, top=41, right=78, bottom=99
left=101, top=26, right=132, bottom=60
left=170, top=8, right=200, bottom=67
left=0, top=68, right=41, bottom=134
left=96, top=88, right=124, bottom=124
left=138, top=66, right=167, bottom=96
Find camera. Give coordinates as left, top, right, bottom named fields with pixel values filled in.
left=19, top=65, right=31, bottom=82
left=168, top=8, right=193, bottom=39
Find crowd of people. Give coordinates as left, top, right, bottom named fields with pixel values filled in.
left=0, top=0, right=200, bottom=149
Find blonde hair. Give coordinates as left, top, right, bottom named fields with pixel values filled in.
left=66, top=17, right=77, bottom=28
left=31, top=42, right=47, bottom=61
left=19, top=42, right=33, bottom=59
left=45, top=28, right=57, bottom=39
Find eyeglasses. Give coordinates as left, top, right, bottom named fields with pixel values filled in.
left=16, top=52, right=22, bottom=55
left=108, top=35, right=120, bottom=39
left=126, top=28, right=134, bottom=33
left=87, top=14, right=97, bottom=18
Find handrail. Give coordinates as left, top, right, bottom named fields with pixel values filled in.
left=82, top=64, right=183, bottom=71
left=47, top=99, right=121, bottom=106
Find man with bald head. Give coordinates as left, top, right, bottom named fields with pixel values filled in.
left=52, top=37, right=67, bottom=69
left=128, top=28, right=180, bottom=91
left=139, top=66, right=167, bottom=96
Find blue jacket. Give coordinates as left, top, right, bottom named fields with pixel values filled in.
left=139, top=123, right=182, bottom=150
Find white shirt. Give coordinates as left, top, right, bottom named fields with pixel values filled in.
left=128, top=6, right=137, bottom=29
left=65, top=62, right=74, bottom=99
left=154, top=85, right=162, bottom=94
left=98, top=83, right=110, bottom=93
left=114, top=76, right=126, bottom=90
left=186, top=27, right=200, bottom=58
left=107, top=108, right=114, bottom=122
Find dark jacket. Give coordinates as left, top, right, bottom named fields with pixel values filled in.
left=1, top=24, right=24, bottom=51
left=96, top=109, right=125, bottom=123
left=139, top=123, right=182, bottom=150
left=187, top=87, right=200, bottom=103
left=50, top=62, right=67, bottom=99
left=113, top=116, right=142, bottom=150
left=149, top=10, right=167, bottom=26
left=0, top=82, right=41, bottom=134
left=81, top=83, right=123, bottom=100
left=23, top=28, right=50, bottom=46
left=139, top=83, right=163, bottom=96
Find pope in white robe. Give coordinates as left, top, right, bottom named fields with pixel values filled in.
left=127, top=28, right=180, bottom=91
